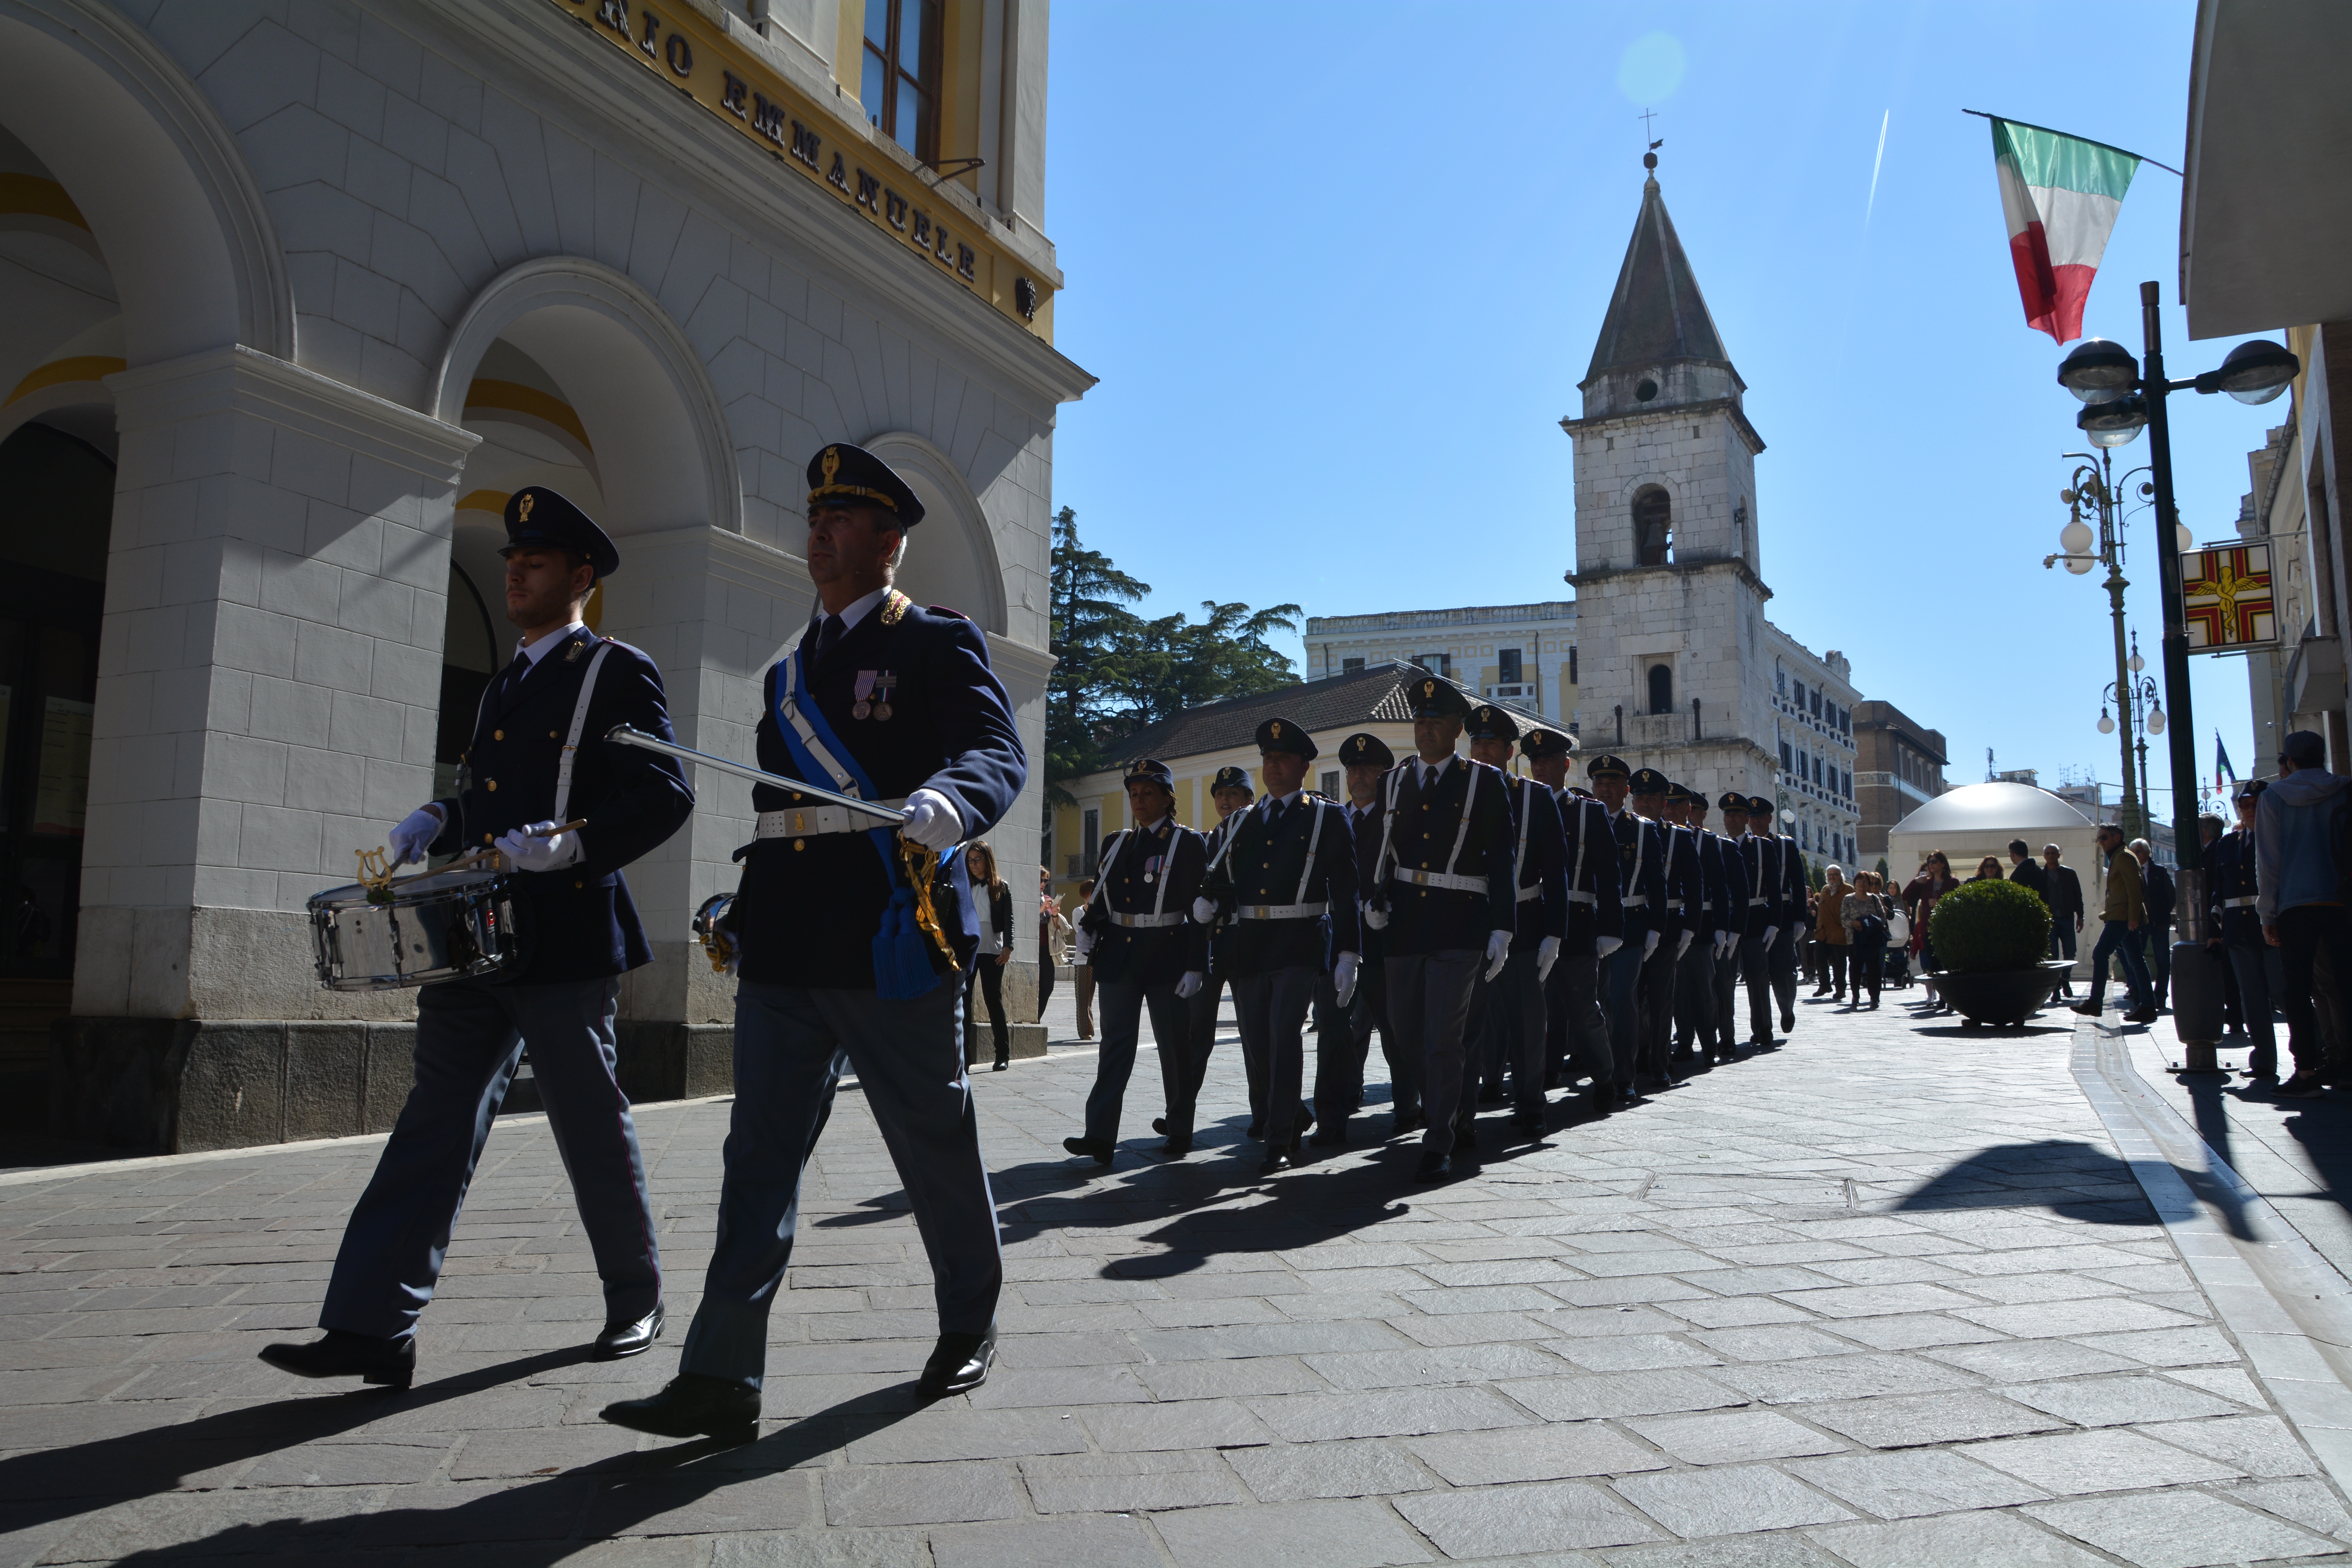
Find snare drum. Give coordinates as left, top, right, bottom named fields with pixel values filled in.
left=308, top=867, right=522, bottom=991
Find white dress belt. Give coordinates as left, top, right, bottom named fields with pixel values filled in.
left=1564, top=890, right=1597, bottom=905
left=1235, top=902, right=1328, bottom=920
left=1747, top=896, right=1771, bottom=906
left=2221, top=894, right=2259, bottom=908
left=1107, top=911, right=1188, bottom=929
left=1666, top=898, right=1684, bottom=909
left=1516, top=885, right=1542, bottom=903
left=1623, top=894, right=1649, bottom=907
left=757, top=799, right=908, bottom=838
left=1394, top=867, right=1491, bottom=895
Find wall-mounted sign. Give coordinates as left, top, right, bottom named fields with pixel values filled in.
left=2182, top=543, right=2277, bottom=653
left=551, top=0, right=1049, bottom=336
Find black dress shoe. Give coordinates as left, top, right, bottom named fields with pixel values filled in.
left=1245, top=1121, right=1264, bottom=1140
left=1589, top=1084, right=1618, bottom=1115
left=593, top=1301, right=666, bottom=1360
left=992, top=1056, right=1008, bottom=1071
left=1476, top=1086, right=1506, bottom=1105
left=917, top=1327, right=997, bottom=1399
left=258, top=1330, right=414, bottom=1389
left=1259, top=1151, right=1292, bottom=1176
left=1159, top=1137, right=1191, bottom=1157
left=1389, top=1110, right=1423, bottom=1138
left=1413, top=1151, right=1452, bottom=1183
left=1153, top=1117, right=1168, bottom=1135
left=600, top=1372, right=760, bottom=1439
left=1308, top=1127, right=1346, bottom=1147
left=1062, top=1136, right=1114, bottom=1165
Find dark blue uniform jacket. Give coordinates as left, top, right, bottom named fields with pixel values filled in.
left=1082, top=818, right=1210, bottom=987
left=1777, top=833, right=1809, bottom=919
left=1706, top=831, right=1750, bottom=937
left=1733, top=833, right=1777, bottom=937
left=1341, top=801, right=1386, bottom=964
left=1501, top=777, right=1568, bottom=944
left=1661, top=824, right=1703, bottom=942
left=429, top=628, right=694, bottom=984
left=1364, top=755, right=1519, bottom=958
left=1553, top=790, right=1625, bottom=955
left=1200, top=794, right=1361, bottom=977
left=1609, top=807, right=1669, bottom=945
left=737, top=597, right=1027, bottom=989
left=2209, top=829, right=2263, bottom=946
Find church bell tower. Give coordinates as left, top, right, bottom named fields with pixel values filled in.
left=1563, top=154, right=1779, bottom=796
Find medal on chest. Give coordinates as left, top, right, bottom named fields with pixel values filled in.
left=851, top=670, right=877, bottom=721
left=1143, top=852, right=1163, bottom=884
left=873, top=672, right=896, bottom=721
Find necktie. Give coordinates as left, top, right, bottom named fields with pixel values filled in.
left=497, top=650, right=531, bottom=700
left=811, top=614, right=844, bottom=666
left=1267, top=799, right=1285, bottom=829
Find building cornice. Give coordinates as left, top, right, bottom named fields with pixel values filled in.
left=1566, top=553, right=1772, bottom=603
left=1559, top=396, right=1766, bottom=456
left=107, top=345, right=480, bottom=479
left=1305, top=602, right=1577, bottom=635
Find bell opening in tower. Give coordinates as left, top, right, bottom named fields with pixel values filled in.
left=1634, top=486, right=1673, bottom=566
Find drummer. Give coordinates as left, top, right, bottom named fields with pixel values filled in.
left=260, top=488, right=694, bottom=1390
left=603, top=441, right=1026, bottom=1439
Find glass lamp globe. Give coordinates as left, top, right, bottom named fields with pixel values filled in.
left=2065, top=553, right=2096, bottom=575
left=2061, top=520, right=2094, bottom=556
left=2098, top=709, right=2116, bottom=735
left=2176, top=523, right=2196, bottom=554
left=2128, top=650, right=2145, bottom=673
left=2147, top=706, right=2167, bottom=736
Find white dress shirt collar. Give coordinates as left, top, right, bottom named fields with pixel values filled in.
left=827, top=584, right=892, bottom=634
left=516, top=620, right=587, bottom=668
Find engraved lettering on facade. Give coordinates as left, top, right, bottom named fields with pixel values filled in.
left=637, top=8, right=660, bottom=58
left=751, top=94, right=786, bottom=145
left=911, top=211, right=931, bottom=247
left=720, top=71, right=748, bottom=116
left=885, top=190, right=907, bottom=230
left=788, top=119, right=820, bottom=167
left=827, top=151, right=849, bottom=191
left=855, top=170, right=881, bottom=211
left=956, top=243, right=976, bottom=280
left=597, top=0, right=629, bottom=32
left=665, top=31, right=692, bottom=74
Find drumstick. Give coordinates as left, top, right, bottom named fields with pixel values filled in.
left=379, top=819, right=590, bottom=891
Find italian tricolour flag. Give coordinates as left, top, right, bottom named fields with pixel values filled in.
left=1990, top=118, right=2140, bottom=343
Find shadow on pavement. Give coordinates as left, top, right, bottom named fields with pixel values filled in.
left=1893, top=1138, right=2155, bottom=1223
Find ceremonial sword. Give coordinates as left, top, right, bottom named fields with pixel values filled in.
left=603, top=724, right=907, bottom=824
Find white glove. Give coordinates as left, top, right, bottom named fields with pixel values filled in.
left=1365, top=907, right=1389, bottom=930
left=1334, top=952, right=1360, bottom=1008
left=1717, top=930, right=1735, bottom=959
left=1536, top=935, right=1561, bottom=984
left=388, top=804, right=444, bottom=866
left=1677, top=929, right=1695, bottom=958
left=1644, top=929, right=1661, bottom=956
left=1595, top=935, right=1624, bottom=958
left=1175, top=970, right=1203, bottom=1000
left=1483, top=929, right=1512, bottom=982
left=496, top=820, right=584, bottom=873
left=1192, top=896, right=1217, bottom=924
left=1761, top=926, right=1779, bottom=948
left=900, top=788, right=964, bottom=850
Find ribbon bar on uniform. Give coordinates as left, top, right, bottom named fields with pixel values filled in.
left=1393, top=867, right=1491, bottom=895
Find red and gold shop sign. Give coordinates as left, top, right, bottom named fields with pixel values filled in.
left=2182, top=543, right=2277, bottom=653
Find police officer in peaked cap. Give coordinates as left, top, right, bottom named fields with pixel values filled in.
left=1157, top=763, right=1258, bottom=1151
left=1311, top=732, right=1402, bottom=1147
left=1519, top=728, right=1621, bottom=1106
left=604, top=442, right=1025, bottom=1437
left=1461, top=706, right=1565, bottom=1136
left=265, top=486, right=695, bottom=1392
left=1749, top=795, right=1807, bottom=1044
left=1585, top=753, right=1664, bottom=1112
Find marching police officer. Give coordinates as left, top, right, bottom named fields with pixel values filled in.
left=1521, top=731, right=1623, bottom=1111
left=1724, top=794, right=1784, bottom=1053
left=1629, top=769, right=1699, bottom=1090
left=263, top=488, right=694, bottom=1392
left=1194, top=718, right=1359, bottom=1173
left=1587, top=756, right=1664, bottom=1112
left=1072, top=759, right=1210, bottom=1160
left=1463, top=706, right=1565, bottom=1135
left=1364, top=677, right=1517, bottom=1180
left=1751, top=797, right=1807, bottom=1041
left=602, top=442, right=1025, bottom=1438
left=1692, top=789, right=1751, bottom=1064
left=1311, top=733, right=1401, bottom=1145
left=1157, top=766, right=1254, bottom=1152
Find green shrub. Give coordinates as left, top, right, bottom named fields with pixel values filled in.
left=1928, top=878, right=2052, bottom=973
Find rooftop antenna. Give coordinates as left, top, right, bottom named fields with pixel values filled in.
left=1985, top=746, right=1996, bottom=782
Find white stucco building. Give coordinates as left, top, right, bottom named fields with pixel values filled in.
left=0, top=0, right=1089, bottom=1147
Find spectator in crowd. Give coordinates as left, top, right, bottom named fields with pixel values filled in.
left=1071, top=877, right=1097, bottom=1040
left=2008, top=839, right=2049, bottom=905
left=1969, top=856, right=2004, bottom=882
left=1841, top=870, right=1892, bottom=1009
left=2073, top=823, right=2158, bottom=1025
left=1902, top=852, right=1960, bottom=1013
left=2130, top=837, right=2176, bottom=1012
left=1813, top=865, right=1851, bottom=1001
left=964, top=842, right=1015, bottom=1070
left=2043, top=844, right=2085, bottom=999
left=2257, top=730, right=2352, bottom=1098
left=2209, top=783, right=2278, bottom=1079
left=1039, top=869, right=1069, bottom=1018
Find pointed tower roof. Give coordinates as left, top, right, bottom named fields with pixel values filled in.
left=1579, top=171, right=1736, bottom=394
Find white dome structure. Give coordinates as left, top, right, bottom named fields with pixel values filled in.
left=1886, top=783, right=2108, bottom=975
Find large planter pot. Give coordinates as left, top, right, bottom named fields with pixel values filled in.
left=1935, top=961, right=2076, bottom=1029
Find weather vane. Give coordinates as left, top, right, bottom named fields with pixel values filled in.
left=1638, top=109, right=1664, bottom=170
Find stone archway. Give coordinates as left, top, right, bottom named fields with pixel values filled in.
left=859, top=430, right=1008, bottom=635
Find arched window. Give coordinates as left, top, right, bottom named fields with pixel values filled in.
left=1633, top=486, right=1672, bottom=566
left=1647, top=662, right=1674, bottom=715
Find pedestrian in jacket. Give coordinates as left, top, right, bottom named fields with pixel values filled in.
left=2130, top=838, right=2175, bottom=1011
left=2209, top=782, right=2281, bottom=1078
left=2258, top=730, right=2352, bottom=1096
left=2073, top=824, right=2156, bottom=1023
left=2043, top=844, right=2085, bottom=998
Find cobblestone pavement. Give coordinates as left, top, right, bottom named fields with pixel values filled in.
left=8, top=983, right=2352, bottom=1566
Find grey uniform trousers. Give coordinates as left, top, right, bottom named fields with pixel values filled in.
left=1549, top=949, right=1612, bottom=1087
left=1674, top=938, right=1716, bottom=1052
left=1310, top=960, right=1385, bottom=1133
left=1711, top=934, right=1742, bottom=1049
left=1481, top=944, right=1549, bottom=1118
left=1770, top=922, right=1802, bottom=1026
left=680, top=978, right=1000, bottom=1390
left=1232, top=967, right=1318, bottom=1146
left=1638, top=939, right=1680, bottom=1080
left=1387, top=950, right=1482, bottom=1156
left=1093, top=974, right=1191, bottom=1146
left=1739, top=933, right=1777, bottom=1044
left=321, top=975, right=659, bottom=1341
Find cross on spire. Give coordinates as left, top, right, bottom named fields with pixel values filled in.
left=1638, top=108, right=1658, bottom=142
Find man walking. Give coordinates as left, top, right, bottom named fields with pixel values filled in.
left=261, top=488, right=694, bottom=1392
left=2131, top=837, right=2176, bottom=1012
left=2043, top=843, right=2085, bottom=998
left=603, top=443, right=1023, bottom=1435
left=2209, top=781, right=2281, bottom=1080
left=1589, top=755, right=1666, bottom=1109
left=1363, top=677, right=1518, bottom=1180
left=1194, top=718, right=1358, bottom=1173
left=1311, top=733, right=1401, bottom=1146
left=2072, top=823, right=2158, bottom=1025
left=2258, top=730, right=2352, bottom=1098
left=1692, top=790, right=1749, bottom=1064
left=1462, top=706, right=1564, bottom=1136
left=1724, top=795, right=1782, bottom=1053
left=1750, top=799, right=1807, bottom=1039
left=1167, top=767, right=1257, bottom=1143
left=1521, top=733, right=1623, bottom=1109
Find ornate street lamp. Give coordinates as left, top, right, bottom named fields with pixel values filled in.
left=2044, top=451, right=2153, bottom=838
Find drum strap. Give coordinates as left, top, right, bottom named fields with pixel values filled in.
left=551, top=642, right=613, bottom=824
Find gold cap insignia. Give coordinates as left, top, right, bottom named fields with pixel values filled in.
left=821, top=447, right=841, bottom=485
left=1422, top=681, right=1435, bottom=697
left=1271, top=721, right=1283, bottom=738
left=517, top=493, right=535, bottom=521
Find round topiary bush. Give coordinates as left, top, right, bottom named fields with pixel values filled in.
left=1928, top=878, right=2053, bottom=974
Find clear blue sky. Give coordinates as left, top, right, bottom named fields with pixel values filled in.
left=1044, top=1, right=2287, bottom=820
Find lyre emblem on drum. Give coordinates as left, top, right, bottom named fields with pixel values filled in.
left=356, top=846, right=396, bottom=906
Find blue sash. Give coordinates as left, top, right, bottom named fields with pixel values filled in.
left=771, top=636, right=949, bottom=1000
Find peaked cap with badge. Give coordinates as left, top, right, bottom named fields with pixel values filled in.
left=1125, top=757, right=1175, bottom=789
left=1586, top=753, right=1631, bottom=781
left=1664, top=780, right=1696, bottom=807
left=1466, top=704, right=1520, bottom=743
left=805, top=442, right=926, bottom=526
left=1210, top=764, right=1253, bottom=794
left=1520, top=727, right=1575, bottom=760
left=1628, top=767, right=1671, bottom=796
left=1746, top=795, right=1775, bottom=817
left=1339, top=733, right=1394, bottom=771
left=1718, top=790, right=1750, bottom=813
left=1254, top=717, right=1316, bottom=760
left=1404, top=675, right=1472, bottom=719
left=501, top=486, right=620, bottom=579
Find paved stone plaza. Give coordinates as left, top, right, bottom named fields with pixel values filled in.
left=7, top=985, right=2352, bottom=1566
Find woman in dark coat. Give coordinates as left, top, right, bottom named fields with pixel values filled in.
left=964, top=842, right=1016, bottom=1069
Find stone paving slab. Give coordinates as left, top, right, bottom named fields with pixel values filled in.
left=3, top=988, right=2352, bottom=1563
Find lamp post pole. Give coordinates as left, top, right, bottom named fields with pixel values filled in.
left=2049, top=451, right=2145, bottom=840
